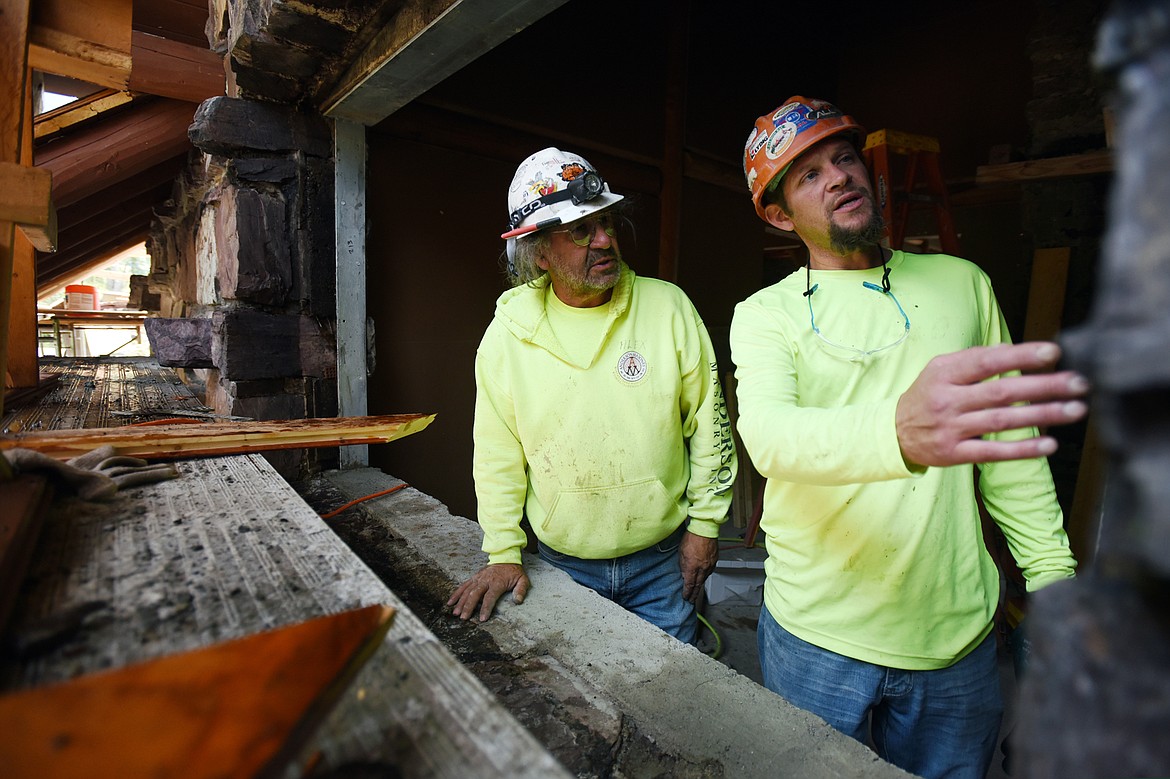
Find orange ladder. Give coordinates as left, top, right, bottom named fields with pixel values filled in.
left=863, top=129, right=960, bottom=255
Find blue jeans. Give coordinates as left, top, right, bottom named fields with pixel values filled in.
left=537, top=525, right=697, bottom=644
left=758, top=607, right=1002, bottom=779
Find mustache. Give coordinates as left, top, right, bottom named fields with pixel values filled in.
left=588, top=248, right=620, bottom=265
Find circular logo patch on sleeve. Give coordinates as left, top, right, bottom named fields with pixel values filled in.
left=615, top=350, right=648, bottom=383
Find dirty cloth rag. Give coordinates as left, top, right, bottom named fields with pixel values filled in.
left=2, top=445, right=180, bottom=500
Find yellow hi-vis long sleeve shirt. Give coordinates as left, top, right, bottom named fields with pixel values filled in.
left=474, top=264, right=736, bottom=565
left=730, top=251, right=1075, bottom=670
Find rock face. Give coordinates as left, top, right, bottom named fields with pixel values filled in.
left=145, top=92, right=340, bottom=479
left=142, top=0, right=394, bottom=478
left=143, top=318, right=214, bottom=368
left=1017, top=2, right=1170, bottom=778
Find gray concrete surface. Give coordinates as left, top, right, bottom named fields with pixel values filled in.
left=322, top=467, right=916, bottom=779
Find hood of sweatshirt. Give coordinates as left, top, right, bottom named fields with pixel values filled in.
left=491, top=263, right=635, bottom=368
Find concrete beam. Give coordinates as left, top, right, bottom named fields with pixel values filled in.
left=324, top=467, right=914, bottom=779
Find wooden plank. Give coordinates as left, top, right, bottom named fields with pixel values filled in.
left=0, top=413, right=437, bottom=460
left=129, top=30, right=223, bottom=103
left=322, top=0, right=571, bottom=124
left=28, top=25, right=131, bottom=91
left=6, top=228, right=37, bottom=386
left=1, top=452, right=569, bottom=777
left=1067, top=413, right=1104, bottom=567
left=28, top=0, right=131, bottom=90
left=0, top=162, right=55, bottom=251
left=0, top=358, right=210, bottom=433
left=335, top=120, right=369, bottom=469
left=0, top=604, right=395, bottom=779
left=975, top=149, right=1113, bottom=185
left=0, top=0, right=31, bottom=432
left=33, top=89, right=133, bottom=139
left=7, top=67, right=39, bottom=389
left=1023, top=247, right=1071, bottom=343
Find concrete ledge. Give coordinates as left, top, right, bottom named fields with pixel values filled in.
left=323, top=467, right=914, bottom=779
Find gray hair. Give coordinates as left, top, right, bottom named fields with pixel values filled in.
left=503, top=232, right=550, bottom=288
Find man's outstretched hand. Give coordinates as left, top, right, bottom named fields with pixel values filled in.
left=896, top=342, right=1089, bottom=468
left=448, top=563, right=530, bottom=623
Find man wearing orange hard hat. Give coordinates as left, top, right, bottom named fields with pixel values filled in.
left=729, top=97, right=1090, bottom=778
left=449, top=147, right=737, bottom=645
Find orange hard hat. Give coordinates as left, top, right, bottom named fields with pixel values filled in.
left=743, top=96, right=865, bottom=221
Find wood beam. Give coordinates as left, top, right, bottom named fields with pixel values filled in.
left=129, top=30, right=223, bottom=104
left=7, top=73, right=39, bottom=389
left=34, top=89, right=134, bottom=139
left=0, top=162, right=56, bottom=252
left=1, top=0, right=31, bottom=436
left=1023, top=247, right=1071, bottom=343
left=28, top=0, right=132, bottom=89
left=975, top=149, right=1113, bottom=185
left=0, top=413, right=437, bottom=461
left=321, top=0, right=570, bottom=125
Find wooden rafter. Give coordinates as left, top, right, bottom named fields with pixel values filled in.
left=0, top=413, right=437, bottom=461
left=28, top=0, right=133, bottom=90
left=34, top=97, right=195, bottom=209
left=1, top=0, right=32, bottom=429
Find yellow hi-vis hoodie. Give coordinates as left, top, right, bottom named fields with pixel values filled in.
left=473, top=264, right=736, bottom=565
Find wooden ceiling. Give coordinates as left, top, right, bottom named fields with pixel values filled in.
left=31, top=0, right=219, bottom=291
left=27, top=0, right=573, bottom=292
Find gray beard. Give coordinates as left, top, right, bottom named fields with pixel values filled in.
left=828, top=208, right=886, bottom=254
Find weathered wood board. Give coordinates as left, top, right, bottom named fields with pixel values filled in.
left=0, top=358, right=568, bottom=777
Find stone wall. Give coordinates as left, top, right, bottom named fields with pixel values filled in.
left=139, top=1, right=396, bottom=479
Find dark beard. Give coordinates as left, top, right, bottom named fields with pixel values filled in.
left=828, top=203, right=885, bottom=254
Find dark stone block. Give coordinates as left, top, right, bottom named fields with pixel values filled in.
left=235, top=35, right=322, bottom=79
left=230, top=157, right=298, bottom=185
left=128, top=274, right=162, bottom=312
left=219, top=377, right=287, bottom=399
left=143, top=317, right=215, bottom=368
left=217, top=186, right=294, bottom=306
left=268, top=5, right=351, bottom=50
left=212, top=308, right=300, bottom=380
left=190, top=97, right=331, bottom=159
left=299, top=156, right=336, bottom=317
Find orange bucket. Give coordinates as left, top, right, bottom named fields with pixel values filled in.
left=65, top=284, right=98, bottom=310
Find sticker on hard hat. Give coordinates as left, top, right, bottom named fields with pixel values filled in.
left=527, top=176, right=556, bottom=197
left=772, top=102, right=801, bottom=122
left=747, top=130, right=768, bottom=160
left=765, top=123, right=798, bottom=159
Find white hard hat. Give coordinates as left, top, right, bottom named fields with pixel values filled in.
left=500, top=147, right=624, bottom=240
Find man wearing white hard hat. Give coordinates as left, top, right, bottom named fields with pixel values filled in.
left=448, top=147, right=737, bottom=644
left=729, top=97, right=1090, bottom=778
